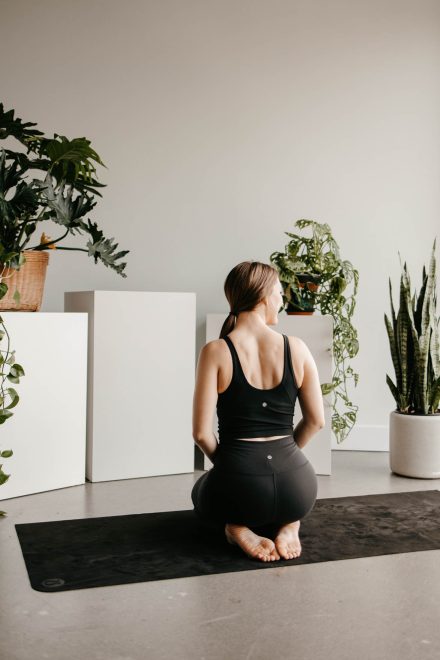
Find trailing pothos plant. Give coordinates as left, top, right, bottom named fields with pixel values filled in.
left=270, top=219, right=360, bottom=444
left=0, top=306, right=24, bottom=509
left=0, top=102, right=129, bottom=508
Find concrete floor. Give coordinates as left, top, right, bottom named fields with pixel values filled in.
left=1, top=450, right=440, bottom=660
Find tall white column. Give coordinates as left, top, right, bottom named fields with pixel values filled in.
left=65, top=291, right=196, bottom=481
left=0, top=313, right=88, bottom=500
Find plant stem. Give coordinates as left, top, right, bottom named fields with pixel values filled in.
left=27, top=228, right=70, bottom=250
left=41, top=247, right=89, bottom=252
left=0, top=319, right=11, bottom=411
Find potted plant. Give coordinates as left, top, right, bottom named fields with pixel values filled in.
left=0, top=312, right=24, bottom=512
left=270, top=219, right=360, bottom=444
left=0, top=102, right=129, bottom=310
left=385, top=238, right=440, bottom=478
left=0, top=102, right=129, bottom=509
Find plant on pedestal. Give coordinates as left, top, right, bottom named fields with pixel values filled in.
left=0, top=102, right=129, bottom=507
left=270, top=219, right=360, bottom=444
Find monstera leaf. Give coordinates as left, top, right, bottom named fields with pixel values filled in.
left=36, top=134, right=107, bottom=197
left=83, top=219, right=128, bottom=277
left=0, top=102, right=44, bottom=145
left=34, top=173, right=96, bottom=228
left=0, top=150, right=40, bottom=225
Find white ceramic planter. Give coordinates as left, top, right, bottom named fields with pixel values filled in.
left=389, top=410, right=440, bottom=478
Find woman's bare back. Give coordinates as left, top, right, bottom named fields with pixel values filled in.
left=217, top=330, right=304, bottom=441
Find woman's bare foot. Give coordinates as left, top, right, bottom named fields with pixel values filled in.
left=225, top=523, right=280, bottom=562
left=274, top=520, right=302, bottom=560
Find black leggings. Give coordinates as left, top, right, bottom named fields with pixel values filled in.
left=191, top=434, right=318, bottom=532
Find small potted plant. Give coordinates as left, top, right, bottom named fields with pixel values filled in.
left=385, top=238, right=440, bottom=478
left=270, top=219, right=360, bottom=444
left=270, top=220, right=336, bottom=314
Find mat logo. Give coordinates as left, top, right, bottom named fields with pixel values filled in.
left=41, top=578, right=65, bottom=588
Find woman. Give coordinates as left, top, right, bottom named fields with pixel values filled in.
left=191, top=261, right=325, bottom=562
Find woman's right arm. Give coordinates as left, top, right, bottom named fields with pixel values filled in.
left=192, top=341, right=220, bottom=463
left=293, top=338, right=325, bottom=449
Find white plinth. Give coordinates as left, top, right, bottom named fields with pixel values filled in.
left=64, top=291, right=196, bottom=481
left=0, top=313, right=88, bottom=501
left=204, top=314, right=333, bottom=475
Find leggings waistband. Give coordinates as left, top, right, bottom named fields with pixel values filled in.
left=221, top=434, right=294, bottom=447
left=213, top=434, right=307, bottom=475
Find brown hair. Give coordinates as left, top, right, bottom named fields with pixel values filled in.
left=219, top=260, right=279, bottom=339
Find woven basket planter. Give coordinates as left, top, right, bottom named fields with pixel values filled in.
left=0, top=250, right=49, bottom=312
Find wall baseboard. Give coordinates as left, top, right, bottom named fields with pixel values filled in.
left=332, top=424, right=389, bottom=452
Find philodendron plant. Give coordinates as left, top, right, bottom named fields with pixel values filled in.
left=0, top=102, right=129, bottom=276
left=384, top=239, right=440, bottom=415
left=270, top=219, right=360, bottom=444
left=0, top=102, right=129, bottom=512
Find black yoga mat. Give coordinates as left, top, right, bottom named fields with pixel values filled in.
left=15, top=489, right=440, bottom=592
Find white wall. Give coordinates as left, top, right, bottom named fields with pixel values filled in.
left=1, top=0, right=439, bottom=448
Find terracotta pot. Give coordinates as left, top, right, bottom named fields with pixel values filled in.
left=286, top=281, right=320, bottom=315
left=389, top=409, right=440, bottom=478
left=0, top=250, right=49, bottom=312
left=286, top=310, right=314, bottom=316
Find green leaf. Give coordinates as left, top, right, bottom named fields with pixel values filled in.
left=386, top=374, right=400, bottom=408
left=1, top=450, right=13, bottom=458
left=0, top=102, right=44, bottom=145
left=0, top=410, right=13, bottom=423
left=4, top=387, right=19, bottom=409
left=0, top=464, right=10, bottom=484
left=83, top=220, right=129, bottom=277
left=38, top=134, right=107, bottom=187
left=9, top=363, right=24, bottom=378
left=34, top=174, right=96, bottom=228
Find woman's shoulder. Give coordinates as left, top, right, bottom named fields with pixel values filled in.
left=200, top=338, right=228, bottom=358
left=204, top=333, right=307, bottom=353
left=286, top=334, right=308, bottom=351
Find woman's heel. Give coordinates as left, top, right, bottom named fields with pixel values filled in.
left=224, top=525, right=237, bottom=546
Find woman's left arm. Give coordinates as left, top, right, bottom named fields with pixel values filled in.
left=192, top=341, right=220, bottom=464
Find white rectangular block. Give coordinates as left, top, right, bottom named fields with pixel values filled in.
left=64, top=291, right=196, bottom=481
left=0, top=313, right=88, bottom=501
left=205, top=314, right=333, bottom=475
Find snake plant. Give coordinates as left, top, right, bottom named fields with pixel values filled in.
left=384, top=238, right=440, bottom=415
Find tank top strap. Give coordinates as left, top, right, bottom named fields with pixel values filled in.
left=222, top=335, right=246, bottom=384
left=281, top=333, right=287, bottom=378
left=284, top=334, right=299, bottom=390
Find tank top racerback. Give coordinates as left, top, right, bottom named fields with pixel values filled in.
left=216, top=333, right=299, bottom=443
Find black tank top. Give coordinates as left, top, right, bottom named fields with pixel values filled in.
left=216, top=333, right=299, bottom=443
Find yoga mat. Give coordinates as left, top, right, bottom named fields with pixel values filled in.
left=15, top=489, right=440, bottom=592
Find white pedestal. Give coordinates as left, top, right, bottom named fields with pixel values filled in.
left=64, top=291, right=196, bottom=481
left=0, top=313, right=88, bottom=501
left=204, top=314, right=333, bottom=475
